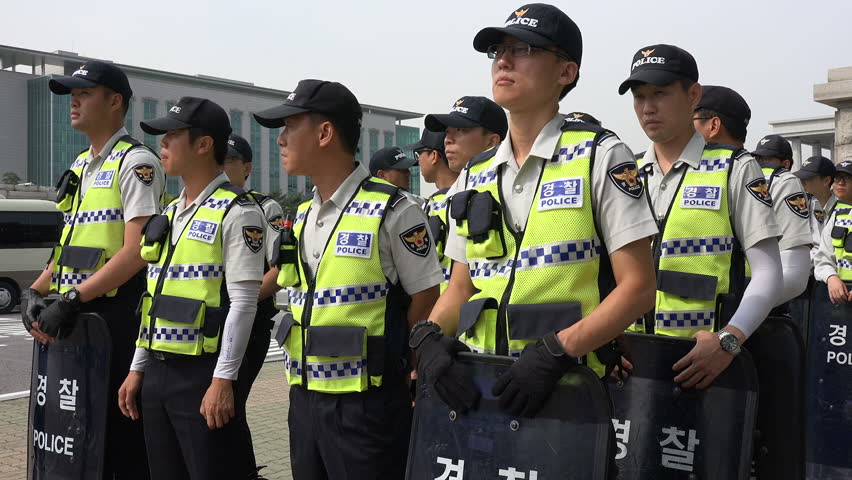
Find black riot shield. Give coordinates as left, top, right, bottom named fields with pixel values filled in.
left=406, top=352, right=614, bottom=480
left=607, top=333, right=759, bottom=480
left=805, top=282, right=852, bottom=479
left=745, top=316, right=806, bottom=479
left=27, top=313, right=111, bottom=480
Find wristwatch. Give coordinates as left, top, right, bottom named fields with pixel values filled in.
left=717, top=330, right=741, bottom=357
left=62, top=287, right=83, bottom=308
left=409, top=320, right=442, bottom=349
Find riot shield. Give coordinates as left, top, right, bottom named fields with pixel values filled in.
left=406, top=352, right=614, bottom=480
left=805, top=282, right=852, bottom=479
left=745, top=316, right=806, bottom=479
left=607, top=333, right=759, bottom=480
left=27, top=313, right=111, bottom=480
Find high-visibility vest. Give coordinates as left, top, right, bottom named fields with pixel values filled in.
left=830, top=203, right=852, bottom=281
left=425, top=188, right=451, bottom=293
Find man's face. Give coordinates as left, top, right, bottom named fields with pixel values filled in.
left=632, top=82, right=697, bottom=144
left=379, top=168, right=411, bottom=191
left=159, top=129, right=193, bottom=177
left=445, top=126, right=494, bottom=173
left=834, top=173, right=852, bottom=202
left=802, top=175, right=833, bottom=198
left=277, top=113, right=318, bottom=177
left=69, top=86, right=114, bottom=132
left=222, top=156, right=251, bottom=188
left=491, top=35, right=573, bottom=112
left=416, top=149, right=437, bottom=183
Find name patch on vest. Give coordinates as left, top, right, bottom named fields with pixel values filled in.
left=334, top=231, right=373, bottom=259
left=680, top=185, right=721, bottom=210
left=538, top=177, right=583, bottom=211
left=92, top=170, right=115, bottom=188
left=186, top=220, right=219, bottom=244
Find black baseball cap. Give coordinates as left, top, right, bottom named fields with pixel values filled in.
left=564, top=111, right=601, bottom=126
left=794, top=155, right=836, bottom=179
left=696, top=85, right=751, bottom=141
left=140, top=96, right=231, bottom=136
left=405, top=130, right=446, bottom=156
left=473, top=4, right=582, bottom=65
left=618, top=44, right=698, bottom=95
left=369, top=147, right=417, bottom=175
left=253, top=79, right=361, bottom=135
left=752, top=134, right=793, bottom=161
left=425, top=96, right=508, bottom=140
left=227, top=133, right=253, bottom=162
left=836, top=160, right=852, bottom=177
left=49, top=60, right=133, bottom=100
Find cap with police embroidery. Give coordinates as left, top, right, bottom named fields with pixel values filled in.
left=793, top=155, right=836, bottom=179
left=564, top=111, right=601, bottom=126
left=49, top=60, right=133, bottom=99
left=473, top=3, right=582, bottom=67
left=140, top=96, right=231, bottom=136
left=835, top=160, right=852, bottom=177
left=405, top=130, right=447, bottom=157
left=369, top=147, right=417, bottom=175
left=424, top=96, right=508, bottom=140
left=227, top=133, right=253, bottom=162
left=618, top=44, right=698, bottom=95
left=253, top=79, right=362, bottom=133
left=696, top=85, right=751, bottom=141
left=752, top=134, right=793, bottom=161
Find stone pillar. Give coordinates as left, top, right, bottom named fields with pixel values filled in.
left=791, top=138, right=802, bottom=169
left=811, top=142, right=822, bottom=158
left=836, top=108, right=852, bottom=161
left=815, top=67, right=852, bottom=163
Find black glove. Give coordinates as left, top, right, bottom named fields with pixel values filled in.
left=411, top=322, right=480, bottom=413
left=37, top=298, right=79, bottom=337
left=492, top=332, right=576, bottom=417
left=20, top=288, right=47, bottom=332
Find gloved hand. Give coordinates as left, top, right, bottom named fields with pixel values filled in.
left=492, top=332, right=576, bottom=417
left=36, top=298, right=79, bottom=337
left=20, top=288, right=47, bottom=332
left=410, top=322, right=480, bottom=413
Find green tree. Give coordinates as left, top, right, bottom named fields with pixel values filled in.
left=2, top=172, right=22, bottom=185
left=269, top=189, right=306, bottom=218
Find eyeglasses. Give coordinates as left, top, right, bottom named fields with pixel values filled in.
left=414, top=149, right=434, bottom=159
left=835, top=175, right=851, bottom=184
left=486, top=43, right=574, bottom=62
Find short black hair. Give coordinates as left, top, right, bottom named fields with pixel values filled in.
left=311, top=113, right=359, bottom=155
left=189, top=127, right=229, bottom=165
left=103, top=86, right=130, bottom=117
left=694, top=107, right=747, bottom=143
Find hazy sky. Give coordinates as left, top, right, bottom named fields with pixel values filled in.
left=3, top=0, right=851, bottom=155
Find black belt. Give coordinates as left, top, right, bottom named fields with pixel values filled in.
left=149, top=350, right=216, bottom=361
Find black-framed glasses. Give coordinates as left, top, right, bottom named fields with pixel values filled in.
left=486, top=42, right=574, bottom=62
left=835, top=175, right=851, bottom=184
left=414, top=148, right=435, bottom=159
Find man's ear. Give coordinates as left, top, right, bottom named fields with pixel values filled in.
left=194, top=135, right=214, bottom=157
left=317, top=119, right=334, bottom=149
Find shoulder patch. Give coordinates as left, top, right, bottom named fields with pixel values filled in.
left=399, top=223, right=431, bottom=257
left=746, top=178, right=773, bottom=207
left=784, top=193, right=809, bottom=219
left=815, top=209, right=826, bottom=224
left=607, top=162, right=643, bottom=199
left=133, top=164, right=156, bottom=186
left=268, top=214, right=285, bottom=232
left=242, top=226, right=264, bottom=253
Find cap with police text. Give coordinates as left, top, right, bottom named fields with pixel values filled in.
left=405, top=130, right=446, bottom=156
left=253, top=79, right=361, bottom=130
left=227, top=133, right=253, bottom=162
left=473, top=3, right=582, bottom=67
left=424, top=96, right=508, bottom=140
left=696, top=85, right=751, bottom=140
left=49, top=60, right=133, bottom=100
left=140, top=97, right=231, bottom=136
left=752, top=134, right=793, bottom=161
left=835, top=160, right=852, bottom=177
left=618, top=44, right=698, bottom=95
left=793, top=155, right=836, bottom=180
left=564, top=111, right=601, bottom=126
left=369, top=147, right=417, bottom=176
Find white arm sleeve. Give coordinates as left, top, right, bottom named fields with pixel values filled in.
left=213, top=280, right=261, bottom=380
left=727, top=238, right=782, bottom=339
left=130, top=347, right=149, bottom=372
left=776, top=246, right=811, bottom=306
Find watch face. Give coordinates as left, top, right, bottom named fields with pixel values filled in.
left=720, top=333, right=738, bottom=352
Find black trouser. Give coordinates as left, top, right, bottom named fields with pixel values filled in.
left=80, top=282, right=149, bottom=480
left=288, top=376, right=413, bottom=480
left=232, top=310, right=275, bottom=478
left=141, top=353, right=244, bottom=480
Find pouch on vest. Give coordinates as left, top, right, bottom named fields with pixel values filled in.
left=457, top=297, right=499, bottom=341
left=831, top=225, right=847, bottom=248
left=657, top=270, right=718, bottom=301
left=135, top=292, right=153, bottom=346
left=273, top=231, right=300, bottom=288
left=467, top=191, right=507, bottom=259
left=428, top=215, right=447, bottom=260
left=507, top=302, right=583, bottom=340
left=305, top=325, right=368, bottom=392
left=140, top=214, right=170, bottom=262
left=55, top=169, right=79, bottom=212
left=275, top=312, right=303, bottom=384
left=58, top=245, right=106, bottom=271
left=450, top=190, right=474, bottom=237
left=201, top=306, right=226, bottom=352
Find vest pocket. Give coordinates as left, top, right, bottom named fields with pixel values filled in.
left=273, top=232, right=300, bottom=288
left=55, top=169, right=79, bottom=212
left=467, top=191, right=507, bottom=259
left=58, top=245, right=105, bottom=270
left=275, top=313, right=303, bottom=384
left=458, top=297, right=499, bottom=340
left=832, top=225, right=847, bottom=248
left=150, top=294, right=204, bottom=325
left=657, top=270, right=718, bottom=301
left=140, top=214, right=170, bottom=262
left=507, top=302, right=583, bottom=340
left=450, top=190, right=475, bottom=237
left=844, top=233, right=852, bottom=253
left=427, top=215, right=447, bottom=261
left=305, top=326, right=368, bottom=392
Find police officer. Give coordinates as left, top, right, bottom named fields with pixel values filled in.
left=411, top=3, right=659, bottom=418
left=117, top=96, right=266, bottom=480
left=620, top=45, right=783, bottom=388
left=814, top=160, right=852, bottom=304
left=221, top=132, right=284, bottom=478
left=565, top=111, right=602, bottom=126
left=694, top=86, right=810, bottom=308
left=424, top=95, right=506, bottom=175
left=793, top=155, right=837, bottom=267
left=253, top=79, right=443, bottom=479
left=23, top=60, right=163, bottom=479
left=369, top=146, right=417, bottom=191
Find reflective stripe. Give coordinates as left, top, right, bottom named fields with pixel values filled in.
left=139, top=327, right=150, bottom=342
left=458, top=340, right=522, bottom=358
left=65, top=208, right=124, bottom=226
left=151, top=326, right=201, bottom=343
left=551, top=140, right=595, bottom=164
left=147, top=263, right=224, bottom=280
left=313, top=282, right=389, bottom=308
left=468, top=168, right=498, bottom=188
left=294, top=211, right=307, bottom=224
left=441, top=266, right=451, bottom=283
left=837, top=259, right=852, bottom=270
left=836, top=218, right=852, bottom=227
left=51, top=272, right=92, bottom=287
left=660, top=235, right=734, bottom=258
left=515, top=238, right=601, bottom=272
left=430, top=200, right=448, bottom=212
left=283, top=350, right=304, bottom=377
left=696, top=156, right=731, bottom=173
left=305, top=359, right=363, bottom=380
left=655, top=310, right=715, bottom=329
left=344, top=200, right=385, bottom=218
left=469, top=258, right=514, bottom=281
left=289, top=289, right=308, bottom=308
left=201, top=197, right=233, bottom=210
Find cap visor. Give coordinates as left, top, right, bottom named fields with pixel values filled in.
left=750, top=147, right=782, bottom=158
left=252, top=104, right=311, bottom=128
left=48, top=76, right=98, bottom=95
left=792, top=169, right=818, bottom=180
left=473, top=26, right=554, bottom=52
left=139, top=117, right=192, bottom=135
left=392, top=157, right=417, bottom=170
left=618, top=69, right=684, bottom=95
left=424, top=113, right=481, bottom=132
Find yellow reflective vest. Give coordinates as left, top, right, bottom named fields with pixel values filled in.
left=425, top=188, right=451, bottom=293
left=830, top=203, right=852, bottom=281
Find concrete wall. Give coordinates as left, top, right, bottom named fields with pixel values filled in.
left=0, top=70, right=30, bottom=182
left=0, top=183, right=55, bottom=200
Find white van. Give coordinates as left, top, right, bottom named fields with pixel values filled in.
left=0, top=199, right=63, bottom=313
